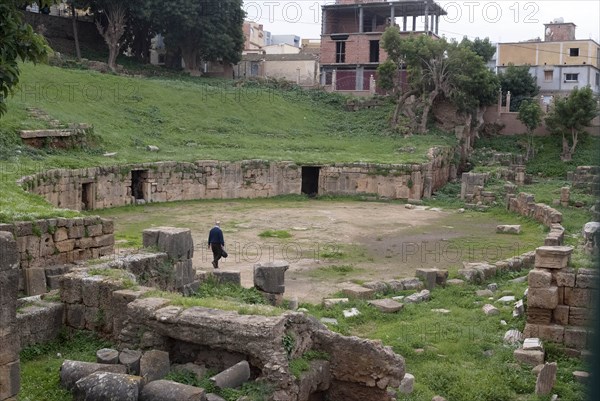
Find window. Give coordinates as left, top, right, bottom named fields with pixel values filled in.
left=596, top=73, right=600, bottom=87
left=564, top=73, right=579, bottom=82
left=544, top=70, right=553, bottom=81
left=569, top=48, right=579, bottom=57
left=336, top=41, right=346, bottom=63
left=369, top=40, right=380, bottom=63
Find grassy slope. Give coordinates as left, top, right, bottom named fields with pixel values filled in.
left=0, top=63, right=456, bottom=222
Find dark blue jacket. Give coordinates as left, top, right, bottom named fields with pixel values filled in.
left=208, top=226, right=224, bottom=246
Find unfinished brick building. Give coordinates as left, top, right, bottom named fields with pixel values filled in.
left=320, top=0, right=446, bottom=93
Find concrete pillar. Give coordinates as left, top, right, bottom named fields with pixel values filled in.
left=435, top=15, right=439, bottom=34
left=506, top=91, right=512, bottom=112
left=498, top=89, right=503, bottom=113
left=369, top=75, right=376, bottom=95
left=332, top=69, right=337, bottom=91
left=356, top=66, right=364, bottom=90
left=359, top=6, right=364, bottom=33
left=412, top=16, right=416, bottom=31
left=424, top=0, right=430, bottom=32
left=403, top=16, right=407, bottom=31
left=0, top=232, right=20, bottom=401
left=390, top=6, right=395, bottom=24
left=296, top=67, right=301, bottom=85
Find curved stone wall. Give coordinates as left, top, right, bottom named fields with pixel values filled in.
left=19, top=148, right=457, bottom=211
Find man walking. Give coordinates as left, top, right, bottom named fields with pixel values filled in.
left=208, top=221, right=225, bottom=269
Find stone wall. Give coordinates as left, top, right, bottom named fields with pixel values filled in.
left=508, top=192, right=562, bottom=227
left=524, top=246, right=597, bottom=350
left=0, top=232, right=20, bottom=400
left=17, top=298, right=64, bottom=348
left=19, top=153, right=458, bottom=211
left=0, top=217, right=115, bottom=296
left=568, top=166, right=600, bottom=196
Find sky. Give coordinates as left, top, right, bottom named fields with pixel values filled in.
left=242, top=0, right=600, bottom=44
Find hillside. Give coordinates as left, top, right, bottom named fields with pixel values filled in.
left=0, top=63, right=456, bottom=221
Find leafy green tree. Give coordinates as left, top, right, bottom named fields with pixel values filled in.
left=517, top=100, right=542, bottom=159
left=545, top=86, right=598, bottom=161
left=459, top=37, right=496, bottom=63
left=0, top=0, right=50, bottom=117
left=65, top=0, right=92, bottom=60
left=377, top=29, right=498, bottom=134
left=498, top=64, right=539, bottom=111
left=143, top=0, right=245, bottom=74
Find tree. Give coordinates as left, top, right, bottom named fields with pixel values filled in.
left=94, top=0, right=128, bottom=72
left=0, top=0, right=49, bottom=117
left=498, top=64, right=539, bottom=111
left=66, top=0, right=91, bottom=60
left=545, top=86, right=598, bottom=161
left=377, top=30, right=498, bottom=134
left=517, top=99, right=542, bottom=159
left=459, top=37, right=496, bottom=63
left=143, top=0, right=245, bottom=74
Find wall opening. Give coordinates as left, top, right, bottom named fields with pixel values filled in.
left=369, top=40, right=380, bottom=62
left=301, top=166, right=320, bottom=196
left=81, top=182, right=94, bottom=210
left=131, top=170, right=148, bottom=201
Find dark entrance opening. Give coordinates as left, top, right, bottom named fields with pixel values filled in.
left=131, top=170, right=148, bottom=201
left=301, top=166, right=320, bottom=197
left=81, top=183, right=93, bottom=210
left=369, top=40, right=380, bottom=62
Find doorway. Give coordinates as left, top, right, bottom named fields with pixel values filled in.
left=301, top=166, right=320, bottom=197
left=131, top=170, right=148, bottom=201
left=81, top=182, right=94, bottom=210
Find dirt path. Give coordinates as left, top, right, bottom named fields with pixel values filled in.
left=106, top=200, right=524, bottom=303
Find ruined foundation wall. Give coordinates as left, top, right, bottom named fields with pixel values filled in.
left=0, top=217, right=114, bottom=296
left=20, top=152, right=457, bottom=212
left=568, top=166, right=600, bottom=196
left=17, top=300, right=64, bottom=348
left=508, top=192, right=562, bottom=227
left=0, top=233, right=20, bottom=400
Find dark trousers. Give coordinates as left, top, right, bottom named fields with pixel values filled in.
left=210, top=243, right=223, bottom=267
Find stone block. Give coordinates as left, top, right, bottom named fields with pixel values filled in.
left=174, top=259, right=195, bottom=288
left=572, top=371, right=590, bottom=384
left=534, top=246, right=573, bottom=269
left=86, top=224, right=103, bottom=237
left=553, top=305, right=570, bottom=325
left=0, top=232, right=19, bottom=271
left=55, top=239, right=75, bottom=253
left=528, top=287, right=559, bottom=309
left=496, top=225, right=521, bottom=234
left=119, top=349, right=143, bottom=375
left=0, top=360, right=20, bottom=400
left=25, top=268, right=47, bottom=296
left=342, top=285, right=375, bottom=300
left=537, top=324, right=565, bottom=343
left=527, top=308, right=552, bottom=324
left=404, top=289, right=430, bottom=304
left=97, top=349, right=119, bottom=364
left=143, top=227, right=193, bottom=261
left=415, top=268, right=437, bottom=291
left=564, top=287, right=592, bottom=308
left=66, top=304, right=86, bottom=329
left=212, top=271, right=240, bottom=286
left=210, top=360, right=250, bottom=389
left=60, top=360, right=127, bottom=391
left=140, top=350, right=170, bottom=383
left=564, top=327, right=588, bottom=349
left=576, top=272, right=598, bottom=289
left=535, top=362, right=557, bottom=395
left=435, top=269, right=449, bottom=286
left=94, top=234, right=115, bottom=248
left=60, top=274, right=82, bottom=304
left=398, top=277, right=423, bottom=290
left=322, top=298, right=349, bottom=308
left=73, top=372, right=142, bottom=401
left=457, top=268, right=483, bottom=283
left=67, top=225, right=85, bottom=239
left=569, top=307, right=591, bottom=327
left=514, top=349, right=544, bottom=366
left=398, top=373, right=414, bottom=394
left=446, top=279, right=465, bottom=286
left=0, top=328, right=19, bottom=365
left=367, top=299, right=404, bottom=313
left=141, top=380, right=207, bottom=401
left=76, top=237, right=95, bottom=249
left=53, top=227, right=69, bottom=242
left=253, top=261, right=289, bottom=294
left=523, top=338, right=543, bottom=351
left=101, top=219, right=115, bottom=235
left=261, top=292, right=284, bottom=307
left=528, top=269, right=552, bottom=288
left=482, top=304, right=499, bottom=316
left=503, top=329, right=524, bottom=345
left=554, top=269, right=576, bottom=287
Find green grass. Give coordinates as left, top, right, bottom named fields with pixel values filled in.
left=301, top=279, right=589, bottom=401
left=307, top=264, right=364, bottom=280
left=19, top=331, right=114, bottom=401
left=289, top=350, right=330, bottom=378
left=258, top=229, right=292, bottom=239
